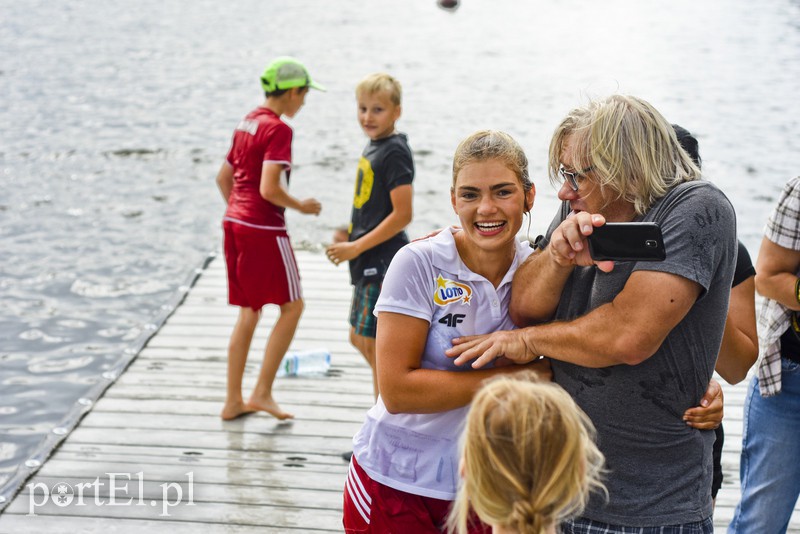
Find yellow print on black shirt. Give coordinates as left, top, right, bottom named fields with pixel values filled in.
left=353, top=156, right=374, bottom=209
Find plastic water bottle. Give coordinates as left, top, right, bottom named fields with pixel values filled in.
left=277, top=349, right=331, bottom=377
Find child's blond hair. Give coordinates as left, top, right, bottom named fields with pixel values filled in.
left=355, top=72, right=402, bottom=106
left=448, top=372, right=606, bottom=534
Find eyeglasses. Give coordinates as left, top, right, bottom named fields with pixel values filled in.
left=558, top=165, right=594, bottom=191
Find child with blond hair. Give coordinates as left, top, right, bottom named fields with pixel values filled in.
left=326, top=72, right=414, bottom=399
left=448, top=373, right=606, bottom=534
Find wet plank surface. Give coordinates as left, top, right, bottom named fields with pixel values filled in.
left=1, top=250, right=798, bottom=532
left=1, top=251, right=363, bottom=532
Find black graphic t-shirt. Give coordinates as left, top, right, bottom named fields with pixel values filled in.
left=348, top=133, right=414, bottom=285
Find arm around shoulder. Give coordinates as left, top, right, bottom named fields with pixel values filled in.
left=522, top=269, right=703, bottom=367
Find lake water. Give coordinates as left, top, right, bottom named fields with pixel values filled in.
left=1, top=0, right=799, bottom=505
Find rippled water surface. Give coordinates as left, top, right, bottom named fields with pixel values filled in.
left=1, top=0, right=799, bottom=502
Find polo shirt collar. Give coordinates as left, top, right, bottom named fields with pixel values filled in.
left=429, top=227, right=526, bottom=287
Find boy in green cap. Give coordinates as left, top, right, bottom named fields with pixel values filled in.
left=216, top=56, right=324, bottom=420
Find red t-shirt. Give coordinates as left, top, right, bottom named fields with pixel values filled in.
left=224, top=107, right=292, bottom=228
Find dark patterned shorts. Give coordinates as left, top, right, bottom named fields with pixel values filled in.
left=349, top=281, right=381, bottom=338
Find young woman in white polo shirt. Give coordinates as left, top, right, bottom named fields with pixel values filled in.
left=342, top=130, right=550, bottom=533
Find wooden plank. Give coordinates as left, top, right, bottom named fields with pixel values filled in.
left=54, top=427, right=354, bottom=457
left=0, top=515, right=326, bottom=534
left=154, top=323, right=352, bottom=339
left=101, top=384, right=373, bottom=408
left=92, top=398, right=369, bottom=421
left=136, top=344, right=366, bottom=364
left=119, top=353, right=363, bottom=374
left=713, top=379, right=800, bottom=532
left=47, top=450, right=348, bottom=473
left=75, top=412, right=363, bottom=438
left=120, top=357, right=373, bottom=375
left=17, top=475, right=343, bottom=509
left=54, top=443, right=349, bottom=467
left=2, top=252, right=362, bottom=529
left=29, top=460, right=346, bottom=493
left=112, top=370, right=374, bottom=396
left=3, top=499, right=343, bottom=530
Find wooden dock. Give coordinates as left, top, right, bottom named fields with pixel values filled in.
left=1, top=250, right=799, bottom=532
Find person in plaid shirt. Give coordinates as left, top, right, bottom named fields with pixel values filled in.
left=730, top=176, right=800, bottom=533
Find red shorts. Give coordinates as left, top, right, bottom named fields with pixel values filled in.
left=223, top=220, right=301, bottom=311
left=342, top=455, right=490, bottom=534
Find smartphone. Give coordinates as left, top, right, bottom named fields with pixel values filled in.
left=587, top=222, right=666, bottom=262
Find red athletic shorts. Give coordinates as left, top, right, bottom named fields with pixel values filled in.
left=223, top=220, right=301, bottom=311
left=343, top=454, right=490, bottom=534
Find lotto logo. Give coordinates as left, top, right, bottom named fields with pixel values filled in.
left=433, top=275, right=473, bottom=306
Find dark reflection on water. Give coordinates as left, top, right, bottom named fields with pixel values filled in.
left=1, top=0, right=799, bottom=504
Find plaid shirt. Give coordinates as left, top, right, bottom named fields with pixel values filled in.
left=757, top=176, right=800, bottom=396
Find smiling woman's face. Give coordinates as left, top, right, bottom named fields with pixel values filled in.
left=451, top=159, right=533, bottom=253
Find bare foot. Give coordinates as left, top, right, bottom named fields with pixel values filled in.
left=247, top=396, right=294, bottom=420
left=221, top=401, right=256, bottom=420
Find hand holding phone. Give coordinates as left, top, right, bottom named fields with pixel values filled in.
left=587, top=222, right=666, bottom=262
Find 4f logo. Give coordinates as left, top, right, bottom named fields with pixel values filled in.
left=439, top=313, right=466, bottom=327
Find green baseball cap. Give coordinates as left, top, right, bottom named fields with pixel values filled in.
left=260, top=56, right=325, bottom=93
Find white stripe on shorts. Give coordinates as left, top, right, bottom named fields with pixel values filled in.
left=346, top=460, right=371, bottom=524
left=277, top=236, right=301, bottom=301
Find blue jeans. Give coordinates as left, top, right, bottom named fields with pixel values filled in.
left=729, top=358, right=800, bottom=533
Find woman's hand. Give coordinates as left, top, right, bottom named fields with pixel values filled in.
left=411, top=226, right=461, bottom=243
left=683, top=378, right=724, bottom=429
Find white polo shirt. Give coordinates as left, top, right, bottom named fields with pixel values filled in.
left=351, top=228, right=533, bottom=500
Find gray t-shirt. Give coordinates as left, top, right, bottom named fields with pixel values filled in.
left=546, top=181, right=737, bottom=526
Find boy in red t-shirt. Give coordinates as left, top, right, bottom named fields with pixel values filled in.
left=215, top=57, right=324, bottom=420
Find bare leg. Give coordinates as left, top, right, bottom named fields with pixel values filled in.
left=221, top=307, right=260, bottom=420
left=350, top=328, right=378, bottom=400
left=248, top=298, right=304, bottom=420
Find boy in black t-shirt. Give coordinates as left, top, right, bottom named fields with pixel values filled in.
left=326, top=73, right=414, bottom=399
